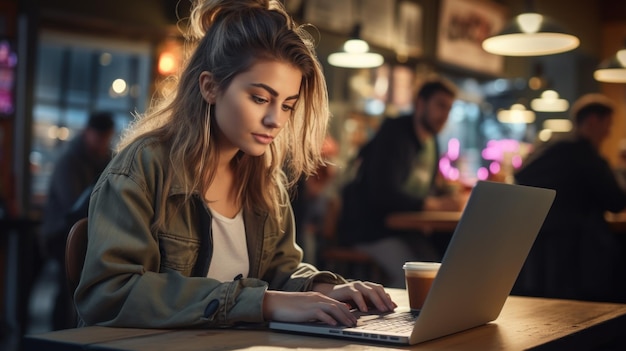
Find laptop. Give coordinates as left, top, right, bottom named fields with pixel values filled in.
left=269, top=181, right=556, bottom=345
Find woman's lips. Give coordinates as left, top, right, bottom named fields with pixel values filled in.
left=252, top=133, right=274, bottom=144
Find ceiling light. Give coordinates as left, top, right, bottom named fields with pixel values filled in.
left=497, top=104, right=536, bottom=124
left=328, top=25, right=384, bottom=69
left=542, top=118, right=572, bottom=132
left=482, top=13, right=579, bottom=56
left=530, top=90, right=569, bottom=112
left=594, top=48, right=626, bottom=83
left=538, top=129, right=553, bottom=142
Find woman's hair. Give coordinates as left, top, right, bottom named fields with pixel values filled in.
left=119, top=0, right=329, bottom=230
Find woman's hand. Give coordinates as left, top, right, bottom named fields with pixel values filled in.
left=263, top=290, right=357, bottom=326
left=312, top=281, right=397, bottom=313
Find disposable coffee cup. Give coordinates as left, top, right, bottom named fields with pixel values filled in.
left=403, top=261, right=441, bottom=311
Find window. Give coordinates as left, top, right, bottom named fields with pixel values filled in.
left=30, top=30, right=152, bottom=207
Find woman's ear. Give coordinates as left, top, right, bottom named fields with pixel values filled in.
left=199, top=71, right=217, bottom=104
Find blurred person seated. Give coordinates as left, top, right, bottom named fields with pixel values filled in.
left=39, top=111, right=115, bottom=330
left=513, top=93, right=626, bottom=303
left=614, top=138, right=626, bottom=191
left=336, top=77, right=465, bottom=288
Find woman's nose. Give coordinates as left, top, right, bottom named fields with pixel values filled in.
left=263, top=107, right=284, bottom=129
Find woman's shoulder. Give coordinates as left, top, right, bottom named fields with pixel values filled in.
left=109, top=136, right=170, bottom=174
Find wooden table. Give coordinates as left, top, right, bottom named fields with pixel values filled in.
left=389, top=210, right=626, bottom=235
left=386, top=211, right=462, bottom=234
left=22, top=288, right=626, bottom=350
left=606, top=211, right=626, bottom=233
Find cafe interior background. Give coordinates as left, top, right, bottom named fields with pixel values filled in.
left=2, top=0, right=626, bottom=344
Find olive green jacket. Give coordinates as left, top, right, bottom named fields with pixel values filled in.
left=74, top=137, right=346, bottom=328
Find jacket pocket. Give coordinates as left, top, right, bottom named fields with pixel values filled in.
left=158, top=233, right=201, bottom=276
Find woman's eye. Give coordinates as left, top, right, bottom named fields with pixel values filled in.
left=282, top=104, right=295, bottom=112
left=252, top=95, right=267, bottom=104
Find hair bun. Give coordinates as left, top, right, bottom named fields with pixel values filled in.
left=188, top=0, right=289, bottom=40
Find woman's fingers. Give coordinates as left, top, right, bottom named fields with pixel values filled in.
left=356, top=283, right=397, bottom=311
left=263, top=291, right=357, bottom=326
left=322, top=281, right=398, bottom=312
left=315, top=301, right=356, bottom=326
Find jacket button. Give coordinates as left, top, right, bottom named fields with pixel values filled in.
left=204, top=299, right=219, bottom=317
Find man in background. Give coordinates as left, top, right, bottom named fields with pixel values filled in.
left=513, top=93, right=626, bottom=302
left=40, top=111, right=115, bottom=329
left=337, top=77, right=464, bottom=287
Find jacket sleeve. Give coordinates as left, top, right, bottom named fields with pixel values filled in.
left=261, top=184, right=347, bottom=292
left=75, top=147, right=268, bottom=329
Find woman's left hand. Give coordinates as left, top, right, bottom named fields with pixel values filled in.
left=312, top=281, right=397, bottom=313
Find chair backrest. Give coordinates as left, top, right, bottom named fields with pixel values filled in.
left=65, top=217, right=88, bottom=299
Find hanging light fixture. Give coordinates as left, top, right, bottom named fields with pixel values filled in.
left=543, top=118, right=572, bottom=132
left=530, top=90, right=569, bottom=112
left=328, top=25, right=384, bottom=69
left=497, top=103, right=536, bottom=124
left=482, top=2, right=579, bottom=57
left=594, top=44, right=626, bottom=83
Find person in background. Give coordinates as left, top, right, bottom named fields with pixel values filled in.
left=75, top=0, right=395, bottom=329
left=513, top=93, right=626, bottom=302
left=613, top=138, right=626, bottom=190
left=40, top=110, right=115, bottom=330
left=337, top=77, right=465, bottom=288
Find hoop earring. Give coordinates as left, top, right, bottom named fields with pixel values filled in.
left=204, top=103, right=212, bottom=143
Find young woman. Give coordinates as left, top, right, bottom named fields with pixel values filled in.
left=74, top=0, right=395, bottom=328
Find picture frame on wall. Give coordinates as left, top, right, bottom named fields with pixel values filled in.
left=359, top=0, right=395, bottom=50
left=395, top=1, right=423, bottom=59
left=436, top=0, right=506, bottom=75
left=304, top=0, right=355, bottom=34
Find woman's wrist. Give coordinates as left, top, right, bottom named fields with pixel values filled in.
left=262, top=290, right=277, bottom=320
left=312, top=282, right=334, bottom=295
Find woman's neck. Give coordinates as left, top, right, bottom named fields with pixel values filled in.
left=205, top=149, right=241, bottom=218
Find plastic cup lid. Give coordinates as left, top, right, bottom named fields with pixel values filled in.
left=402, top=261, right=441, bottom=271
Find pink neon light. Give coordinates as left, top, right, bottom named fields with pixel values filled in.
left=477, top=167, right=489, bottom=180
left=489, top=161, right=501, bottom=174
left=512, top=155, right=523, bottom=169
left=448, top=167, right=460, bottom=181
left=447, top=138, right=460, bottom=161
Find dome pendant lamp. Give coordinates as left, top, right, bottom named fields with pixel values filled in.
left=594, top=43, right=626, bottom=83
left=482, top=1, right=579, bottom=56
left=531, top=90, right=569, bottom=112
left=328, top=24, right=384, bottom=69
left=497, top=103, right=536, bottom=124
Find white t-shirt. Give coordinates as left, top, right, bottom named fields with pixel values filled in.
left=206, top=208, right=249, bottom=282
left=404, top=136, right=436, bottom=198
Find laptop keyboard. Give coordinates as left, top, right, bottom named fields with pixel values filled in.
left=356, top=311, right=418, bottom=333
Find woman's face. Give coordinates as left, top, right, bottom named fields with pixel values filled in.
left=209, top=60, right=303, bottom=157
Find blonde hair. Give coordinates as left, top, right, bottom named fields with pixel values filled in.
left=119, top=0, right=329, bottom=230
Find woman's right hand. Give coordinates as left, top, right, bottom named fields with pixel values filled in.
left=263, top=290, right=357, bottom=326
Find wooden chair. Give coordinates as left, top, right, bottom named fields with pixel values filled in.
left=65, top=217, right=88, bottom=300
left=320, top=246, right=385, bottom=283
left=316, top=197, right=386, bottom=284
